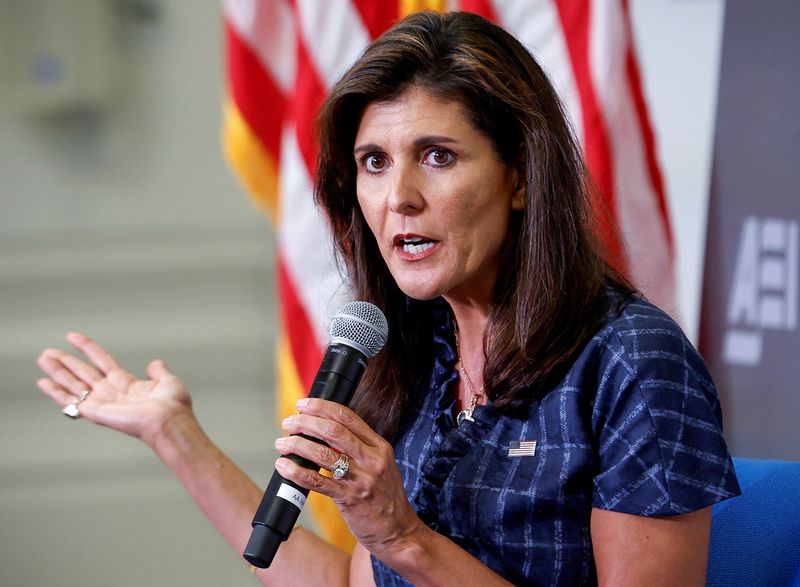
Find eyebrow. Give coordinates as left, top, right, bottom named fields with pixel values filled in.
left=353, top=135, right=458, bottom=155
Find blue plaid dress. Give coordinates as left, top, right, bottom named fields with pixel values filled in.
left=371, top=292, right=740, bottom=586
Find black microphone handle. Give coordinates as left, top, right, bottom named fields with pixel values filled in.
left=243, top=344, right=368, bottom=568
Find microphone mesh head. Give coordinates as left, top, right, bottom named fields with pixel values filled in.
left=329, top=301, right=388, bottom=358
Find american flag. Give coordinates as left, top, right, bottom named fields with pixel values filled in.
left=222, top=0, right=674, bottom=551
left=508, top=440, right=538, bottom=458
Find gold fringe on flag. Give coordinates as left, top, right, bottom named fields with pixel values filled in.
left=222, top=99, right=280, bottom=222
left=400, top=0, right=446, bottom=17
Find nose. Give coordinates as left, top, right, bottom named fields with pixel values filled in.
left=387, top=167, right=424, bottom=215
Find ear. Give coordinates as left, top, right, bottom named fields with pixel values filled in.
left=511, top=176, right=526, bottom=211
left=510, top=150, right=526, bottom=211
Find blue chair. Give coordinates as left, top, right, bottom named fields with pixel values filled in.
left=707, top=457, right=800, bottom=586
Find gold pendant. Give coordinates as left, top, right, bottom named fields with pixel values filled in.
left=456, top=407, right=475, bottom=427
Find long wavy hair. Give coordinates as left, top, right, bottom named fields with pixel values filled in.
left=315, top=11, right=627, bottom=438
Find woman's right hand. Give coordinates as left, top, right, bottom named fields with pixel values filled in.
left=36, top=332, right=193, bottom=450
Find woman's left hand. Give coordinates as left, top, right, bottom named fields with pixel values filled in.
left=274, top=398, right=423, bottom=558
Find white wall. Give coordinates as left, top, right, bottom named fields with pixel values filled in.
left=630, top=0, right=726, bottom=341
left=0, top=1, right=725, bottom=585
left=0, top=2, right=275, bottom=585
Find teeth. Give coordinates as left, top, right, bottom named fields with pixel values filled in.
left=403, top=242, right=434, bottom=254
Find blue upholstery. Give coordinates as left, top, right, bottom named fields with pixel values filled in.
left=707, top=457, right=800, bottom=586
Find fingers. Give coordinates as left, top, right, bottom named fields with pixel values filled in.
left=275, top=456, right=343, bottom=498
left=272, top=433, right=350, bottom=501
left=66, top=332, right=122, bottom=375
left=280, top=411, right=364, bottom=460
left=277, top=400, right=393, bottom=502
left=293, top=398, right=380, bottom=447
left=147, top=359, right=172, bottom=380
left=38, top=333, right=135, bottom=392
left=37, top=377, right=77, bottom=409
left=274, top=435, right=343, bottom=474
left=276, top=401, right=365, bottom=498
left=37, top=349, right=97, bottom=396
left=37, top=377, right=100, bottom=422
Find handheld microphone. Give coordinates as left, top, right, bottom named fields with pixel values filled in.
left=243, top=301, right=388, bottom=569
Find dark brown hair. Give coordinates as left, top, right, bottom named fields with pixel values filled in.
left=315, top=11, right=626, bottom=438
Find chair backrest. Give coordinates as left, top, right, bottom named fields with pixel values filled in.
left=707, top=457, right=800, bottom=587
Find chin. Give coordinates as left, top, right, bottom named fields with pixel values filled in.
left=397, top=286, right=442, bottom=302
left=393, top=277, right=446, bottom=302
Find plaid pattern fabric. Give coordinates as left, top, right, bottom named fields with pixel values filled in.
left=371, top=291, right=740, bottom=586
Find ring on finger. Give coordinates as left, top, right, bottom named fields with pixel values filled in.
left=331, top=453, right=351, bottom=480
left=62, top=389, right=90, bottom=419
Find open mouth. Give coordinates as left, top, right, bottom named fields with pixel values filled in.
left=400, top=237, right=435, bottom=254
left=393, top=234, right=438, bottom=257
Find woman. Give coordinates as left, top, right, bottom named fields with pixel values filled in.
left=36, top=11, right=739, bottom=586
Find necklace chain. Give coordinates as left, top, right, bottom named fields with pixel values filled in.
left=454, top=323, right=485, bottom=427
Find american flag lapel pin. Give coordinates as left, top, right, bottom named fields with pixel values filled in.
left=508, top=440, right=537, bottom=457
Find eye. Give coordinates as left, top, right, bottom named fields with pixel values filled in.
left=424, top=148, right=455, bottom=168
left=359, top=153, right=389, bottom=174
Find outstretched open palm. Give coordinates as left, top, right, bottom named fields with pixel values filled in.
left=37, top=332, right=192, bottom=448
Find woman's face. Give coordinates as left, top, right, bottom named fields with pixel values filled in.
left=354, top=87, right=524, bottom=305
